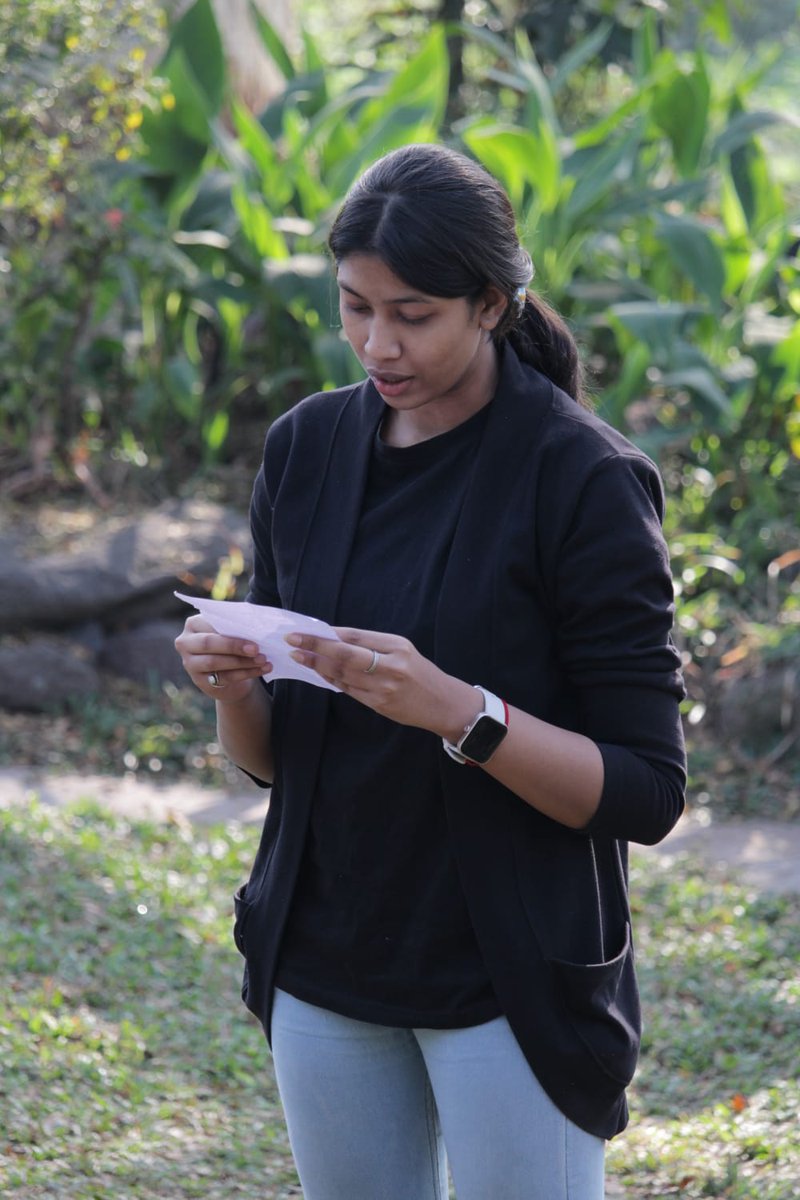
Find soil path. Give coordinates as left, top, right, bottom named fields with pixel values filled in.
left=2, top=765, right=799, bottom=895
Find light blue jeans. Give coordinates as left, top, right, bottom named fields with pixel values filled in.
left=270, top=988, right=605, bottom=1200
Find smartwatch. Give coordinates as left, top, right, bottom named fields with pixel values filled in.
left=442, top=687, right=509, bottom=765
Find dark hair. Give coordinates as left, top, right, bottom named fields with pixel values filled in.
left=328, top=143, right=587, bottom=405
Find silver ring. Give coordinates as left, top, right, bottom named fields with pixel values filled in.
left=207, top=672, right=224, bottom=688
left=363, top=649, right=380, bottom=675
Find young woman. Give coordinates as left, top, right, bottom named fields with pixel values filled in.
left=175, top=143, right=686, bottom=1200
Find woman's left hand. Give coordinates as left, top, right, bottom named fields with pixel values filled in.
left=286, top=627, right=480, bottom=742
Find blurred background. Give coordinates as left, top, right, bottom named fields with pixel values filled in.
left=1, top=5, right=800, bottom=1197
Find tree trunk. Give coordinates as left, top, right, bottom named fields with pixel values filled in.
left=212, top=0, right=296, bottom=113
left=439, top=0, right=465, bottom=126
left=169, top=0, right=297, bottom=113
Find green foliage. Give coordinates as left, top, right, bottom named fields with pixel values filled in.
left=0, top=0, right=160, bottom=463
left=609, top=857, right=800, bottom=1198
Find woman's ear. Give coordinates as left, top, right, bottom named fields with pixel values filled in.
left=477, top=286, right=508, bottom=332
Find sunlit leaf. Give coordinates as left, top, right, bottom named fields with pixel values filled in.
left=248, top=1, right=295, bottom=80
left=462, top=123, right=560, bottom=213
left=650, top=54, right=710, bottom=177
left=656, top=214, right=726, bottom=310
left=166, top=0, right=225, bottom=116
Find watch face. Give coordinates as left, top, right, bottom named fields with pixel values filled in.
left=460, top=714, right=507, bottom=764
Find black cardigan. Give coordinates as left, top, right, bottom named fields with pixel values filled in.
left=234, top=345, right=686, bottom=1139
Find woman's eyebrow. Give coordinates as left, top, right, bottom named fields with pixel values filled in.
left=338, top=282, right=433, bottom=305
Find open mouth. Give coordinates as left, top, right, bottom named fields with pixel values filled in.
left=368, top=370, right=414, bottom=397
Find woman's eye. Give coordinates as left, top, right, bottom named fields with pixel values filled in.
left=399, top=314, right=430, bottom=326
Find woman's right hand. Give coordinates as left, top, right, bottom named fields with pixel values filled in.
left=174, top=616, right=271, bottom=703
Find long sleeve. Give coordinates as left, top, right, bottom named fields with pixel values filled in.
left=549, top=452, right=686, bottom=845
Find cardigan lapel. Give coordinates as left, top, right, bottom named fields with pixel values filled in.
left=434, top=346, right=553, bottom=684
left=288, top=378, right=385, bottom=622
left=275, top=378, right=384, bottom=858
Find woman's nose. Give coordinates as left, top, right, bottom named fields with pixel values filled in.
left=364, top=318, right=401, bottom=359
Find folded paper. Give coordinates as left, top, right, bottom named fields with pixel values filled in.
left=175, top=593, right=341, bottom=691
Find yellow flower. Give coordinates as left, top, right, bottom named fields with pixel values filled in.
left=131, top=47, right=147, bottom=63
left=115, top=147, right=131, bottom=162
left=65, top=34, right=79, bottom=51
left=162, top=93, right=176, bottom=111
left=125, top=111, right=143, bottom=131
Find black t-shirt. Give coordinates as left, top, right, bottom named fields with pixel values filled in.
left=275, top=405, right=501, bottom=1028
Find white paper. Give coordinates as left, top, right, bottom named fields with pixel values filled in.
left=175, top=593, right=342, bottom=691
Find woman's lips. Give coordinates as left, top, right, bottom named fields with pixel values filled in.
left=368, top=371, right=414, bottom=397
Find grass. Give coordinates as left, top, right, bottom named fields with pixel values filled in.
left=611, top=857, right=800, bottom=1198
left=0, top=799, right=299, bottom=1199
left=1, top=800, right=799, bottom=1199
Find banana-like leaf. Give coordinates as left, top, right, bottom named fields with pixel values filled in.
left=650, top=55, right=710, bottom=178
left=462, top=122, right=560, bottom=213
left=249, top=1, right=295, bottom=80
left=166, top=0, right=225, bottom=116
left=655, top=214, right=726, bottom=310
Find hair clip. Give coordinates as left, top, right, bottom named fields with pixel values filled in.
left=515, top=286, right=527, bottom=306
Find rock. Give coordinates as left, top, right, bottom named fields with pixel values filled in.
left=0, top=637, right=100, bottom=712
left=717, top=663, right=800, bottom=746
left=99, top=619, right=191, bottom=688
left=0, top=498, right=251, bottom=633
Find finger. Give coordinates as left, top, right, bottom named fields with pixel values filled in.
left=193, top=654, right=271, bottom=677
left=284, top=635, right=357, bottom=680
left=285, top=633, right=341, bottom=657
left=286, top=641, right=382, bottom=686
left=332, top=628, right=401, bottom=652
left=200, top=664, right=268, bottom=688
left=185, top=615, right=216, bottom=633
left=181, top=630, right=265, bottom=659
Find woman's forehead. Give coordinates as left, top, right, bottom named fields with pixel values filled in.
left=336, top=254, right=434, bottom=302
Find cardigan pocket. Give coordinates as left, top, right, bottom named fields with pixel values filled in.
left=233, top=881, right=261, bottom=1011
left=550, top=921, right=639, bottom=1086
left=233, top=882, right=252, bottom=957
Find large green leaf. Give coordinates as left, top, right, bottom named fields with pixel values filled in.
left=461, top=23, right=558, bottom=133
left=231, top=184, right=288, bottom=259
left=356, top=26, right=448, bottom=136
left=320, top=31, right=448, bottom=195
left=167, top=0, right=225, bottom=116
left=726, top=99, right=786, bottom=237
left=249, top=1, right=295, bottom=80
left=161, top=47, right=213, bottom=142
left=549, top=22, right=613, bottom=97
left=140, top=107, right=207, bottom=181
left=229, top=100, right=293, bottom=210
left=462, top=123, right=560, bottom=213
left=711, top=109, right=800, bottom=160
left=660, top=366, right=733, bottom=420
left=650, top=55, right=710, bottom=177
left=333, top=106, right=439, bottom=195
left=655, top=214, right=726, bottom=310
left=139, top=45, right=215, bottom=186
left=564, top=127, right=642, bottom=223
left=608, top=301, right=707, bottom=362
left=632, top=8, right=659, bottom=78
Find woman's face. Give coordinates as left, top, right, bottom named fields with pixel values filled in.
left=337, top=254, right=505, bottom=443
